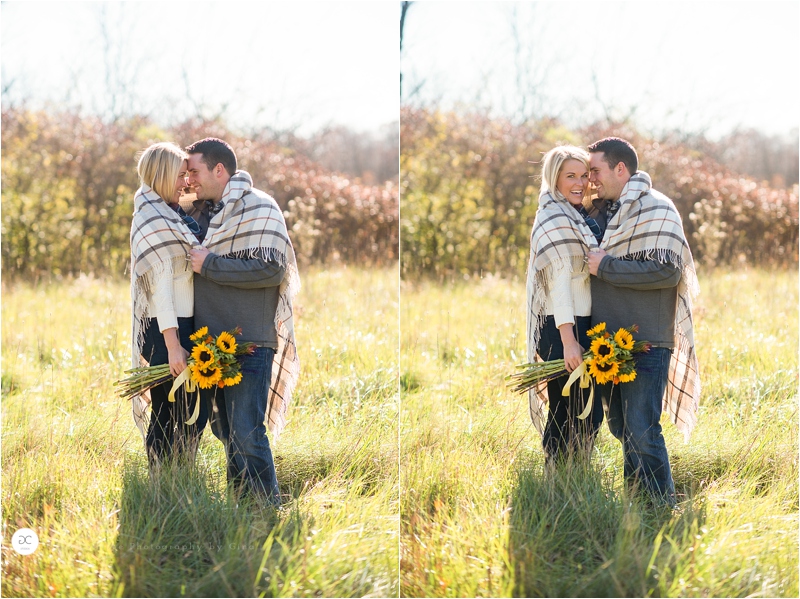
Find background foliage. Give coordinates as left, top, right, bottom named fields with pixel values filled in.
left=1, top=107, right=399, bottom=281
left=400, top=107, right=799, bottom=279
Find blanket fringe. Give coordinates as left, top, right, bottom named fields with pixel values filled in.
left=129, top=255, right=189, bottom=441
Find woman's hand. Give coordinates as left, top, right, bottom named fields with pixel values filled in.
left=163, top=328, right=188, bottom=377
left=558, top=323, right=585, bottom=373
left=562, top=337, right=585, bottom=373
left=167, top=345, right=189, bottom=377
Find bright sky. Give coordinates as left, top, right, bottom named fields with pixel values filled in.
left=1, top=1, right=399, bottom=135
left=401, top=1, right=800, bottom=138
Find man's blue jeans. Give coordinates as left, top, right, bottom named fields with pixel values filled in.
left=205, top=347, right=280, bottom=503
left=596, top=347, right=676, bottom=503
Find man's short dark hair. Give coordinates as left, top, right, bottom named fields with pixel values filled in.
left=185, top=138, right=237, bottom=177
left=587, top=137, right=638, bottom=175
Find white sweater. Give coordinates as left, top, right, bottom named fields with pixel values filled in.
left=147, top=261, right=194, bottom=332
left=545, top=262, right=591, bottom=327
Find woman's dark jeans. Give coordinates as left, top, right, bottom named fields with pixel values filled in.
left=140, top=317, right=208, bottom=466
left=537, top=315, right=604, bottom=463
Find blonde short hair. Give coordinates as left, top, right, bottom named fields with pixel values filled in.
left=136, top=142, right=187, bottom=202
left=540, top=145, right=590, bottom=203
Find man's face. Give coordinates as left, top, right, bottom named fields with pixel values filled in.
left=187, top=153, right=225, bottom=202
left=589, top=152, right=626, bottom=201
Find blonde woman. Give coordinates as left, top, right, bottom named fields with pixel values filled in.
left=130, top=142, right=207, bottom=467
left=526, top=145, right=605, bottom=465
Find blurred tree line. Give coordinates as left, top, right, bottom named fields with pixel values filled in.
left=401, top=107, right=799, bottom=279
left=1, top=107, right=398, bottom=281
left=684, top=128, right=799, bottom=189
left=303, top=124, right=399, bottom=186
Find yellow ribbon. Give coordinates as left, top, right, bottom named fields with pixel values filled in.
left=168, top=367, right=201, bottom=425
left=561, top=361, right=595, bottom=420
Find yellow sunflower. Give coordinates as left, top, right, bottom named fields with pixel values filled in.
left=222, top=371, right=243, bottom=387
left=614, top=329, right=634, bottom=350
left=216, top=331, right=238, bottom=354
left=590, top=337, right=616, bottom=363
left=191, top=363, right=223, bottom=389
left=617, top=371, right=637, bottom=383
left=588, top=357, right=620, bottom=384
left=587, top=322, right=606, bottom=337
left=191, top=344, right=216, bottom=369
left=190, top=326, right=209, bottom=342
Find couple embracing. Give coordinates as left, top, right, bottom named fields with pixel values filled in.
left=128, top=138, right=300, bottom=506
left=526, top=137, right=701, bottom=506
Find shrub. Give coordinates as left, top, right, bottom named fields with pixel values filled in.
left=1, top=109, right=399, bottom=281
left=401, top=108, right=798, bottom=279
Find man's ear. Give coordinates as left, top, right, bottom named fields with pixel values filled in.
left=214, top=163, right=225, bottom=178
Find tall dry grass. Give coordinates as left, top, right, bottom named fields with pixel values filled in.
left=400, top=268, right=798, bottom=597
left=2, top=267, right=399, bottom=598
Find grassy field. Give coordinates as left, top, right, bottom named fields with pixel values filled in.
left=3, top=266, right=798, bottom=598
left=400, top=268, right=798, bottom=597
left=1, top=267, right=399, bottom=598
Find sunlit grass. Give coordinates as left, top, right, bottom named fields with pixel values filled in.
left=400, top=268, right=798, bottom=598
left=3, top=266, right=797, bottom=597
left=1, top=267, right=399, bottom=598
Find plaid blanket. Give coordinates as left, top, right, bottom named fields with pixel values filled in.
left=203, top=170, right=301, bottom=439
left=129, top=185, right=199, bottom=439
left=525, top=188, right=599, bottom=433
left=600, top=171, right=701, bottom=441
left=526, top=171, right=701, bottom=441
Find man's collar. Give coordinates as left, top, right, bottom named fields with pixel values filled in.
left=592, top=197, right=613, bottom=208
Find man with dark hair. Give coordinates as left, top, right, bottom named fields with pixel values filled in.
left=587, top=137, right=700, bottom=507
left=186, top=137, right=238, bottom=179
left=185, top=137, right=301, bottom=505
left=184, top=138, right=238, bottom=238
left=587, top=137, right=638, bottom=180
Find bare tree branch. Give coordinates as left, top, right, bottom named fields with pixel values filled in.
left=400, top=1, right=413, bottom=99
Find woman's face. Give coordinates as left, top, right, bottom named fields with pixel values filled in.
left=556, top=159, right=589, bottom=206
left=173, top=159, right=188, bottom=203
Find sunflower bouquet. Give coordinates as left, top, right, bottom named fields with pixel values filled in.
left=186, top=326, right=257, bottom=389
left=115, top=326, right=256, bottom=402
left=584, top=323, right=651, bottom=384
left=507, top=323, right=651, bottom=395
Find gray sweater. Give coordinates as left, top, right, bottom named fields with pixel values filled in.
left=591, top=257, right=681, bottom=348
left=195, top=255, right=285, bottom=347
left=184, top=197, right=286, bottom=347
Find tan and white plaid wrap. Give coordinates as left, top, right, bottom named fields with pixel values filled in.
left=525, top=187, right=599, bottom=434
left=600, top=171, right=701, bottom=441
left=202, top=170, right=301, bottom=439
left=129, top=185, right=199, bottom=439
left=526, top=171, right=701, bottom=441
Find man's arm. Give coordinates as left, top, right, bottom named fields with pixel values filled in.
left=190, top=247, right=285, bottom=289
left=588, top=249, right=680, bottom=290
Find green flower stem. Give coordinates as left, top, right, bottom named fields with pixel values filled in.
left=506, top=350, right=593, bottom=394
